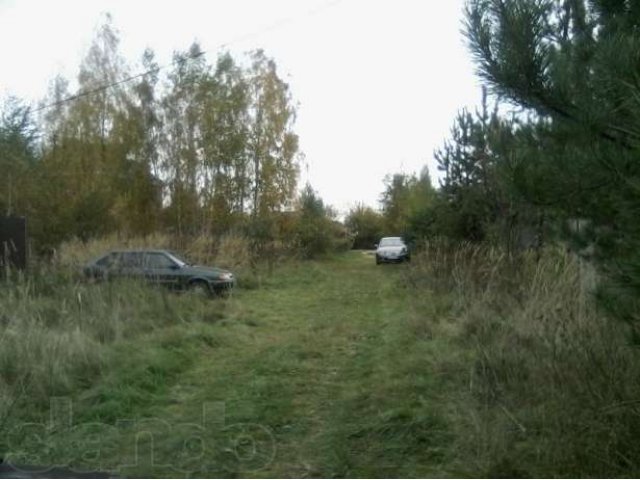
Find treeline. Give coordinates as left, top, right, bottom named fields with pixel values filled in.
left=1, top=16, right=348, bottom=258
left=344, top=168, right=435, bottom=249
left=346, top=88, right=545, bottom=252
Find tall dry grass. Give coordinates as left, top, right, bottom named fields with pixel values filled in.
left=54, top=232, right=253, bottom=270
left=54, top=233, right=173, bottom=268
left=213, top=233, right=252, bottom=270
left=406, top=239, right=640, bottom=477
left=0, top=232, right=255, bottom=410
left=0, top=276, right=186, bottom=404
left=0, top=251, right=236, bottom=424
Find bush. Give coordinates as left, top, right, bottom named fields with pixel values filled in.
left=292, top=184, right=352, bottom=259
left=345, top=205, right=384, bottom=249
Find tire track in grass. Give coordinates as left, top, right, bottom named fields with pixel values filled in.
left=132, top=251, right=409, bottom=477
left=46, top=252, right=439, bottom=478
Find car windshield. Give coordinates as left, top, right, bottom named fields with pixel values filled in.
left=166, top=251, right=190, bottom=267
left=379, top=238, right=404, bottom=247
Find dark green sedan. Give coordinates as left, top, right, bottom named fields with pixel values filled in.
left=83, top=249, right=235, bottom=296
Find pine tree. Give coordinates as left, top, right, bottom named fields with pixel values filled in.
left=433, top=91, right=501, bottom=241
left=465, top=0, right=640, bottom=328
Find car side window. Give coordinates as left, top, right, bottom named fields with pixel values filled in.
left=144, top=253, right=176, bottom=269
left=120, top=252, right=143, bottom=268
left=96, top=253, right=116, bottom=267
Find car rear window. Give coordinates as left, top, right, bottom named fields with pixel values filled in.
left=380, top=238, right=404, bottom=247
left=96, top=253, right=117, bottom=267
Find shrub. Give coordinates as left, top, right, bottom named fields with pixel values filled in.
left=292, top=184, right=352, bottom=259
left=345, top=204, right=384, bottom=249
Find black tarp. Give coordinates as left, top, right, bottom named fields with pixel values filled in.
left=0, top=216, right=27, bottom=270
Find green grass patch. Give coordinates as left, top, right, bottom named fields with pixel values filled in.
left=1, top=251, right=458, bottom=477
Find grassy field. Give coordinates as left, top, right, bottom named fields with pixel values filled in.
left=4, top=245, right=639, bottom=478
left=1, top=251, right=454, bottom=478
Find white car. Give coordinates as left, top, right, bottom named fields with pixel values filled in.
left=375, top=237, right=410, bottom=264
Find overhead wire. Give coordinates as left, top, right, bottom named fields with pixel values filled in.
left=29, top=0, right=343, bottom=114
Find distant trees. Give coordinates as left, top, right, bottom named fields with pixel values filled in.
left=294, top=184, right=337, bottom=258
left=429, top=90, right=544, bottom=247
left=434, top=94, right=497, bottom=241
left=157, top=45, right=299, bottom=237
left=0, top=15, right=361, bottom=263
left=0, top=16, right=306, bottom=254
left=35, top=18, right=163, bottom=243
left=0, top=97, right=39, bottom=217
left=360, top=87, right=544, bottom=252
left=343, top=168, right=436, bottom=248
left=345, top=204, right=384, bottom=249
left=247, top=50, right=299, bottom=219
left=380, top=174, right=414, bottom=236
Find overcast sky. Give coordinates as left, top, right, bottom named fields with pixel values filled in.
left=0, top=0, right=482, bottom=214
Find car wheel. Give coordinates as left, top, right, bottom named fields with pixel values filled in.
left=95, top=270, right=109, bottom=283
left=189, top=280, right=211, bottom=297
left=376, top=257, right=381, bottom=265
left=215, top=286, right=232, bottom=298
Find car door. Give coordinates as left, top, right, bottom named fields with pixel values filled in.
left=116, top=252, right=144, bottom=280
left=142, top=252, right=180, bottom=288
